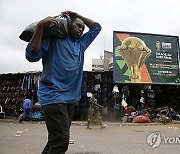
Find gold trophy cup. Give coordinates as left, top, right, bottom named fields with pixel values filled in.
left=118, top=37, right=151, bottom=82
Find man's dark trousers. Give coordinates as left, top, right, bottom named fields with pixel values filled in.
left=41, top=103, right=75, bottom=154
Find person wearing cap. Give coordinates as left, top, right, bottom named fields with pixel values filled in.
left=25, top=10, right=101, bottom=154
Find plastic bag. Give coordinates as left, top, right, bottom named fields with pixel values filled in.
left=121, top=99, right=128, bottom=108
left=19, top=15, right=71, bottom=42
left=132, top=112, right=151, bottom=123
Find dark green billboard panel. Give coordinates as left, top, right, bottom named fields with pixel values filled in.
left=113, top=31, right=180, bottom=85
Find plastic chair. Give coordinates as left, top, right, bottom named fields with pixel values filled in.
left=0, top=105, right=5, bottom=119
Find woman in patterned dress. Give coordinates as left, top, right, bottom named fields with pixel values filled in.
left=87, top=90, right=105, bottom=129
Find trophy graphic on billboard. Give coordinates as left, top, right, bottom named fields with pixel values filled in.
left=117, top=37, right=151, bottom=82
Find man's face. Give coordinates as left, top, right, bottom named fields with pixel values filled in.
left=69, top=18, right=85, bottom=39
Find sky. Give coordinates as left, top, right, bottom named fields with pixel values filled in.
left=0, top=0, right=180, bottom=74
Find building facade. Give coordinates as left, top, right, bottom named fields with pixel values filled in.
left=92, top=50, right=113, bottom=72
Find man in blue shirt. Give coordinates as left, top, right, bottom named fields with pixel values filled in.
left=25, top=10, right=101, bottom=154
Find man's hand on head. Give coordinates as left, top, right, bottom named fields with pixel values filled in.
left=62, top=11, right=77, bottom=19
left=37, top=16, right=61, bottom=29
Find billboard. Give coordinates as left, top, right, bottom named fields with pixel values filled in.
left=113, top=31, right=180, bottom=84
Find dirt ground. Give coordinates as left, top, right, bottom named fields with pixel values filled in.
left=0, top=120, right=180, bottom=154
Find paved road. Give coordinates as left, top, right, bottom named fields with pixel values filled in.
left=0, top=120, right=180, bottom=154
